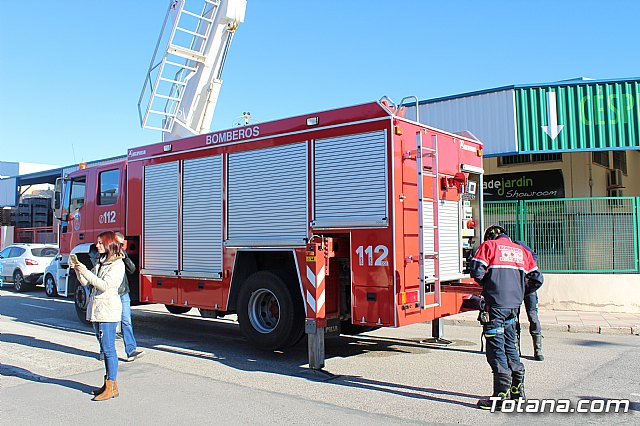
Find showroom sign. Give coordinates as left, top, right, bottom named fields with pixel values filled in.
left=484, top=169, right=564, bottom=201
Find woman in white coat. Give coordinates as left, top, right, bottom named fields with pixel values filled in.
left=71, top=230, right=125, bottom=401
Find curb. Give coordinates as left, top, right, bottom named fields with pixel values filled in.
left=443, top=318, right=640, bottom=335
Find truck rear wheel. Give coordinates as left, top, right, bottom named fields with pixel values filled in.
left=237, top=270, right=304, bottom=351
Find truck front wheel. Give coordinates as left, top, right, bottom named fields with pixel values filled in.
left=74, top=285, right=91, bottom=325
left=237, top=270, right=304, bottom=351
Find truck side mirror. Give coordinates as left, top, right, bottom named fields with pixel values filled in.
left=61, top=213, right=69, bottom=222
left=54, top=191, right=61, bottom=209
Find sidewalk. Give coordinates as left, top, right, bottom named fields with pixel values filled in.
left=445, top=309, right=640, bottom=335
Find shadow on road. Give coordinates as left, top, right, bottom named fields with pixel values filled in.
left=0, top=332, right=97, bottom=359
left=1, top=292, right=482, bottom=407
left=130, top=310, right=482, bottom=408
left=0, top=363, right=93, bottom=394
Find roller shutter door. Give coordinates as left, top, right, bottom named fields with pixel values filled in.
left=438, top=200, right=463, bottom=280
left=143, top=161, right=179, bottom=273
left=313, top=130, right=388, bottom=228
left=423, top=201, right=436, bottom=282
left=182, top=156, right=223, bottom=276
left=227, top=142, right=308, bottom=246
left=423, top=200, right=463, bottom=282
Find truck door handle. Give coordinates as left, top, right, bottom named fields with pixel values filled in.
left=157, top=280, right=162, bottom=286
left=79, top=233, right=84, bottom=240
left=198, top=282, right=204, bottom=289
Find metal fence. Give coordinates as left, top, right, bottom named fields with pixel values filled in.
left=484, top=197, right=639, bottom=273
left=14, top=226, right=57, bottom=245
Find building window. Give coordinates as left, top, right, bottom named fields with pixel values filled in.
left=592, top=151, right=609, bottom=168
left=499, top=153, right=562, bottom=166
left=612, top=151, right=627, bottom=175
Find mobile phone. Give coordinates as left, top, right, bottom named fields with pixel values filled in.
left=69, top=254, right=78, bottom=264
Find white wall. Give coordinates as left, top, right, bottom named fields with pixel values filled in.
left=539, top=274, right=640, bottom=313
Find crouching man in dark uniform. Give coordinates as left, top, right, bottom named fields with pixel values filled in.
left=471, top=225, right=543, bottom=410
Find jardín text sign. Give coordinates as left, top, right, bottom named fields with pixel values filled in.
left=484, top=170, right=564, bottom=201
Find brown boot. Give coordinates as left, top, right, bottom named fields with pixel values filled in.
left=92, top=379, right=119, bottom=401
left=91, top=375, right=107, bottom=395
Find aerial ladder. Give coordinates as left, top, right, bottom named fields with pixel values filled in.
left=139, top=0, right=247, bottom=141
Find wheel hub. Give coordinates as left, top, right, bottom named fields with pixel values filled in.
left=248, top=288, right=280, bottom=334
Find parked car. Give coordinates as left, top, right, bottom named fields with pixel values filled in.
left=44, top=257, right=61, bottom=297
left=0, top=244, right=59, bottom=292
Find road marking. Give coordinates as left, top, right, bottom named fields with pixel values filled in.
left=21, top=303, right=56, bottom=311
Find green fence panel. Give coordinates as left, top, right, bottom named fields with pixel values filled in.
left=484, top=201, right=521, bottom=241
left=483, top=197, right=639, bottom=274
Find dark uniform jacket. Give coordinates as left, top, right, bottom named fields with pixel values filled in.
left=470, top=235, right=543, bottom=309
left=118, top=251, right=136, bottom=296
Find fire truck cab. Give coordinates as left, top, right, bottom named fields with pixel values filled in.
left=58, top=98, right=483, bottom=369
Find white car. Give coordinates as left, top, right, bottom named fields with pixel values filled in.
left=0, top=244, right=59, bottom=292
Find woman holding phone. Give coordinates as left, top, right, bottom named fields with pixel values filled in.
left=71, top=231, right=125, bottom=401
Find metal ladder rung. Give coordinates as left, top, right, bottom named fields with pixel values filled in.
left=143, top=124, right=171, bottom=132
left=154, top=94, right=181, bottom=101
left=148, top=109, right=177, bottom=117
left=159, top=77, right=188, bottom=85
left=164, top=60, right=198, bottom=72
left=167, top=45, right=207, bottom=62
left=176, top=26, right=209, bottom=39
left=180, top=9, right=215, bottom=23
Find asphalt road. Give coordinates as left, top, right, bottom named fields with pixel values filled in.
left=1, top=286, right=639, bottom=425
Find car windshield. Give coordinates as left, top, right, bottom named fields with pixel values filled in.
left=31, top=247, right=59, bottom=257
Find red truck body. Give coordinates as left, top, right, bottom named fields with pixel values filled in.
left=60, top=100, right=483, bottom=367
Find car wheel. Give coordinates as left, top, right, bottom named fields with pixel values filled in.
left=74, top=285, right=91, bottom=324
left=237, top=270, right=305, bottom=351
left=13, top=270, right=31, bottom=292
left=165, top=305, right=192, bottom=315
left=44, top=274, right=58, bottom=297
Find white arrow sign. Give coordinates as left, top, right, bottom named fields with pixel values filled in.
left=541, top=91, right=564, bottom=140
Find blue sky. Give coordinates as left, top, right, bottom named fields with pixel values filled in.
left=1, top=0, right=639, bottom=167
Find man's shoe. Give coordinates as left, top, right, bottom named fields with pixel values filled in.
left=126, top=349, right=145, bottom=362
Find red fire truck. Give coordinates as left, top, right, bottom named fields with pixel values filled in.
left=54, top=98, right=484, bottom=368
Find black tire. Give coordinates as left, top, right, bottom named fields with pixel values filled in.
left=44, top=274, right=58, bottom=297
left=340, top=321, right=381, bottom=335
left=13, top=270, right=31, bottom=292
left=74, top=284, right=91, bottom=324
left=165, top=305, right=192, bottom=315
left=237, top=270, right=305, bottom=351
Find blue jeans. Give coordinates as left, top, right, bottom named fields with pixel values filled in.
left=484, top=306, right=525, bottom=376
left=93, top=322, right=118, bottom=381
left=121, top=293, right=138, bottom=356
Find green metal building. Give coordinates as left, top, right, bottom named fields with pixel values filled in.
left=409, top=78, right=640, bottom=313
